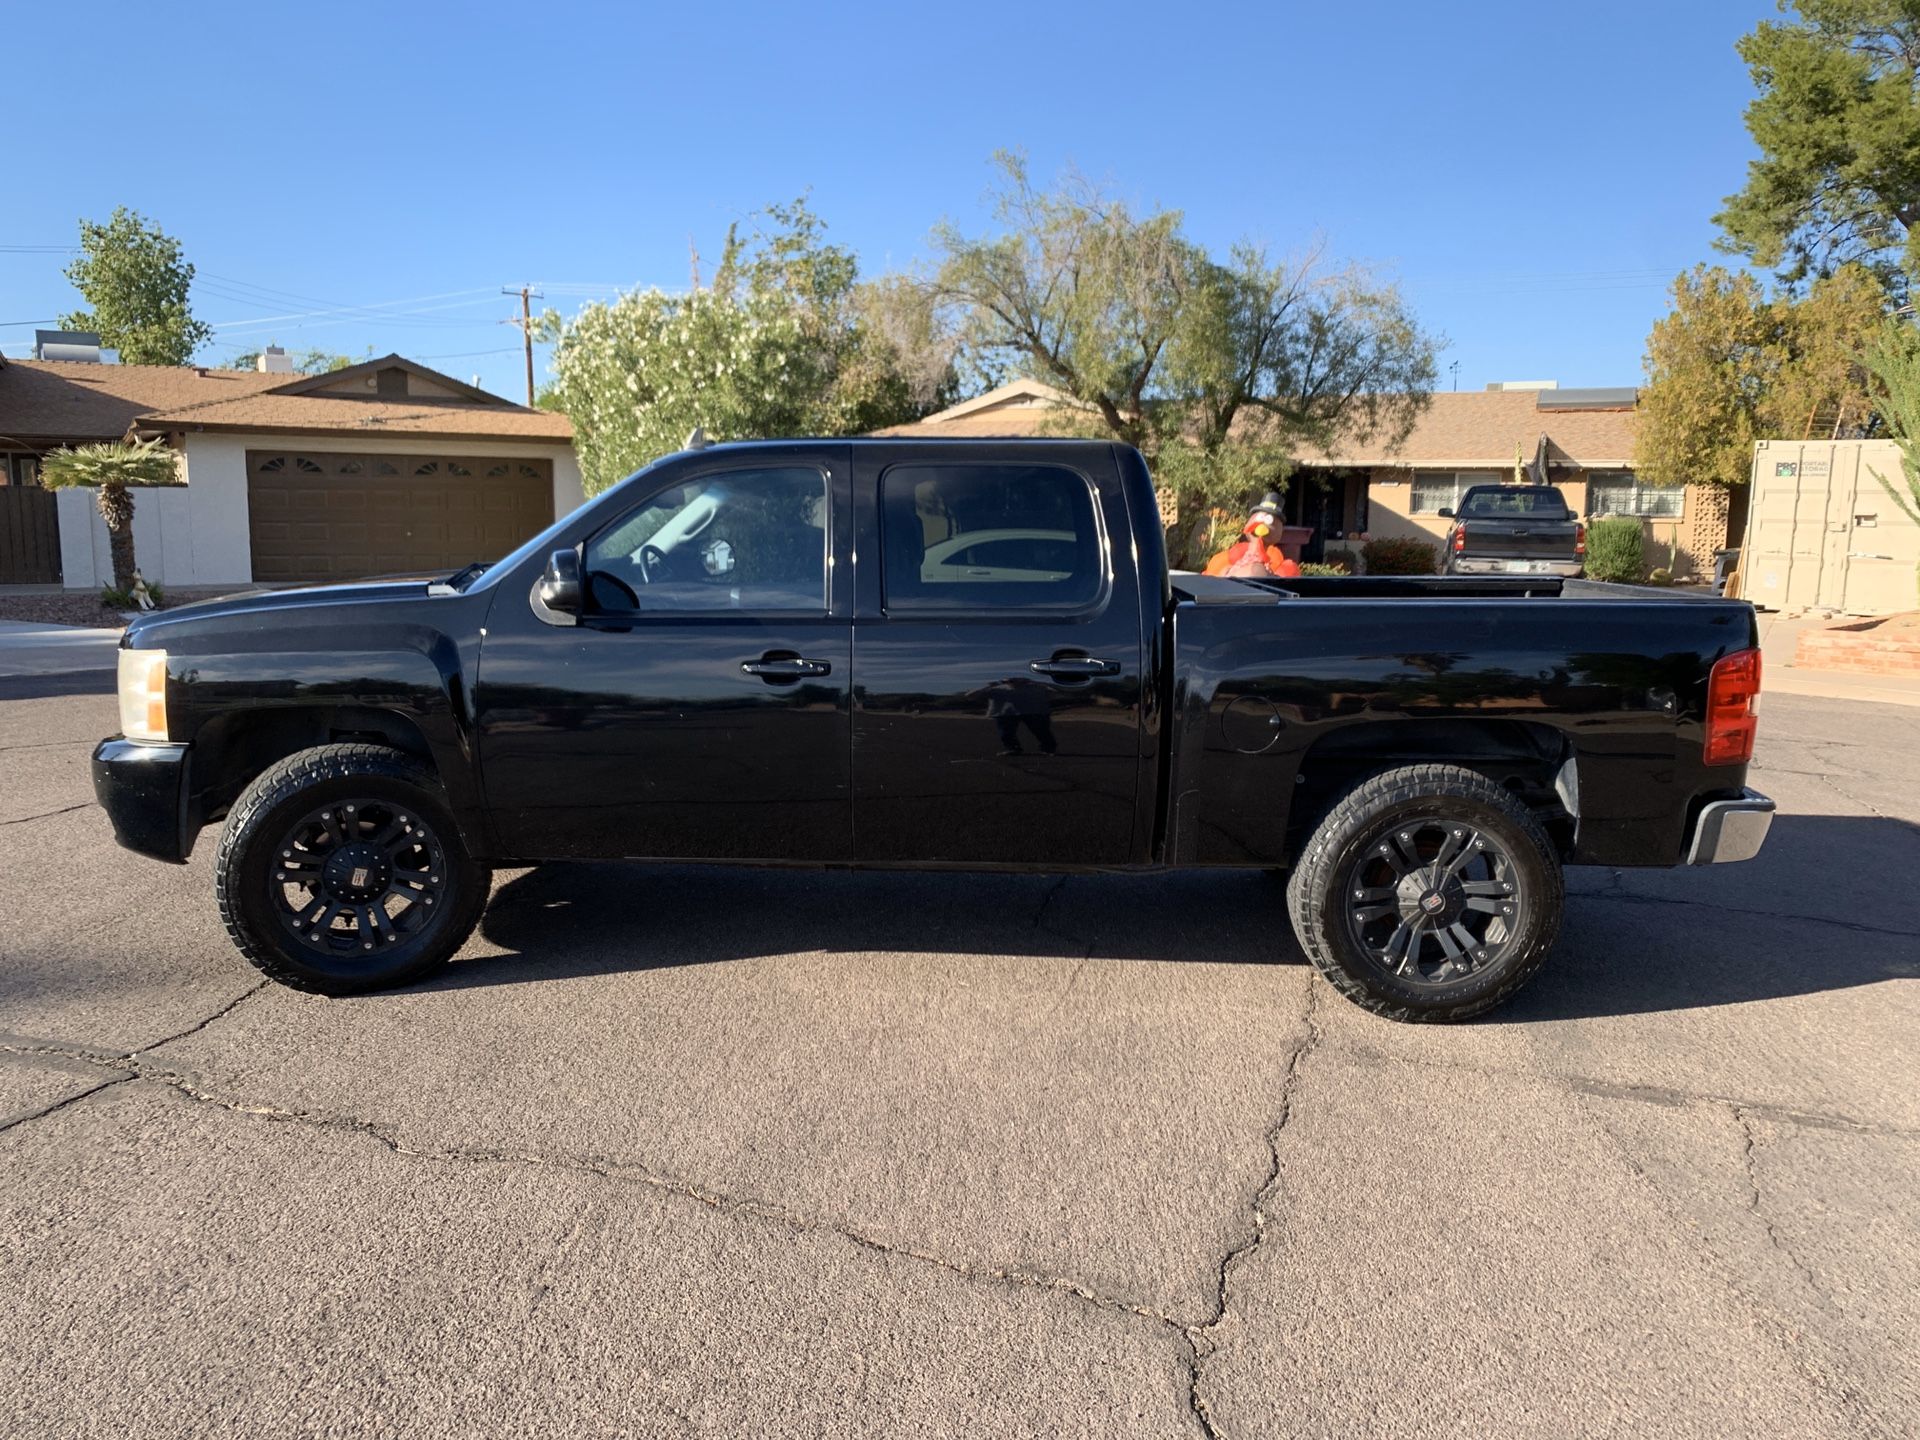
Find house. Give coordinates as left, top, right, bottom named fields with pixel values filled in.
left=874, top=378, right=1737, bottom=577
left=0, top=336, right=580, bottom=588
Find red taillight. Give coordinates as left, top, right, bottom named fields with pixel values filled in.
left=1704, top=649, right=1761, bottom=766
left=1574, top=522, right=1586, bottom=556
left=1452, top=523, right=1467, bottom=552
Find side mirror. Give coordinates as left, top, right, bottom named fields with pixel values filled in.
left=1437, top=507, right=1455, bottom=519
left=537, top=548, right=583, bottom=615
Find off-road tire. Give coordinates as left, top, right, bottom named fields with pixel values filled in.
left=1286, top=763, right=1563, bottom=1022
left=214, top=743, right=489, bottom=995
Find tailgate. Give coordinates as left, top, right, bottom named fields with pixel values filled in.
left=1459, top=517, right=1581, bottom=561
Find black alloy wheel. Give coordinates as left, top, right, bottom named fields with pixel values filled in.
left=268, top=798, right=449, bottom=957
left=1286, top=764, right=1563, bottom=1022
left=215, top=744, right=489, bottom=994
left=1342, top=817, right=1523, bottom=985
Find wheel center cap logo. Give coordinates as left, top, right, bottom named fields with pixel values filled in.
left=350, top=867, right=370, bottom=889
left=1420, top=892, right=1445, bottom=913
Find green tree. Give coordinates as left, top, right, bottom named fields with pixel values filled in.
left=60, top=208, right=212, bottom=365
left=1861, top=318, right=1920, bottom=600
left=225, top=347, right=363, bottom=374
left=1636, top=262, right=1888, bottom=489
left=1716, top=1, right=1920, bottom=300
left=931, top=154, right=1436, bottom=564
left=40, top=439, right=182, bottom=593
left=547, top=199, right=952, bottom=494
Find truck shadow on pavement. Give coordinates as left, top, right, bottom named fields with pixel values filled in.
left=441, top=814, right=1918, bottom=1022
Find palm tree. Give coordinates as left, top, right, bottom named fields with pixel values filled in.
left=39, top=439, right=181, bottom=595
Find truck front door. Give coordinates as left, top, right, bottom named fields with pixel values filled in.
left=475, top=449, right=853, bottom=862
left=850, top=446, right=1147, bottom=866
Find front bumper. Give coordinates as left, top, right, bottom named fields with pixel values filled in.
left=1449, top=557, right=1585, bottom=577
left=1686, top=788, right=1774, bottom=865
left=91, top=738, right=193, bottom=863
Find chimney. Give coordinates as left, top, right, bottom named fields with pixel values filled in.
left=257, top=345, right=295, bottom=374
left=33, top=329, right=112, bottom=363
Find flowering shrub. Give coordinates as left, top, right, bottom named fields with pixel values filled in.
left=547, top=201, right=946, bottom=495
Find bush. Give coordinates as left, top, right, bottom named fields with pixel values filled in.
left=1319, top=547, right=1360, bottom=574
left=1360, top=536, right=1438, bottom=575
left=1585, top=517, right=1645, bottom=583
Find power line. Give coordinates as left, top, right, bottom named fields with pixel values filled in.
left=412, top=345, right=520, bottom=360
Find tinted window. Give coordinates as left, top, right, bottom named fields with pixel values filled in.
left=881, top=464, right=1101, bottom=612
left=1459, top=487, right=1570, bottom=517
left=584, top=466, right=827, bottom=613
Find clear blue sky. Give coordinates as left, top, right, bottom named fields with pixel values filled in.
left=4, top=0, right=1777, bottom=401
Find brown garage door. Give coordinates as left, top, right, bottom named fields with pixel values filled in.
left=247, top=450, right=554, bottom=583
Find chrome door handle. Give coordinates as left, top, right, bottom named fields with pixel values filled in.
left=1029, top=655, right=1120, bottom=680
left=742, top=656, right=832, bottom=680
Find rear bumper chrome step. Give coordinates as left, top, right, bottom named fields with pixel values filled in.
left=1686, top=789, right=1775, bottom=865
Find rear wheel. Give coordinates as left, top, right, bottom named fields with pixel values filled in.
left=1286, top=764, right=1562, bottom=1022
left=214, top=744, right=489, bottom=994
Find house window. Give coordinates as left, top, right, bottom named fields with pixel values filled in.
left=1410, top=471, right=1498, bottom=513
left=1588, top=471, right=1683, bottom=518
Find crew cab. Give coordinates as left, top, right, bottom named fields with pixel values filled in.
left=92, top=439, right=1773, bottom=1021
left=1440, top=483, right=1586, bottom=577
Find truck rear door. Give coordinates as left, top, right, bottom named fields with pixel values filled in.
left=849, top=444, right=1146, bottom=865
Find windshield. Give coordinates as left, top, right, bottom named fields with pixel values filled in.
left=1459, top=487, right=1569, bottom=518
left=468, top=457, right=669, bottom=590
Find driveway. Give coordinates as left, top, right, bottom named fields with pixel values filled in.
left=2, top=682, right=1916, bottom=1437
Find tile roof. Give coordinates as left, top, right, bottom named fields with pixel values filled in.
left=132, top=390, right=573, bottom=443
left=0, top=359, right=284, bottom=445
left=0, top=353, right=572, bottom=448
left=875, top=382, right=1639, bottom=468
left=869, top=377, right=1075, bottom=438
left=1304, top=389, right=1638, bottom=469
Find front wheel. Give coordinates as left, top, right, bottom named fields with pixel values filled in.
left=1286, top=764, right=1563, bottom=1022
left=214, top=744, right=489, bottom=995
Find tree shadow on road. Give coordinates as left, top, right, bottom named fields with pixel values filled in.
left=426, top=814, right=1917, bottom=1020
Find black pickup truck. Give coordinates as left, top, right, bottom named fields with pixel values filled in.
left=92, top=439, right=1772, bottom=1022
left=1440, top=483, right=1586, bottom=577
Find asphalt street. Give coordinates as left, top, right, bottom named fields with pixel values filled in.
left=2, top=676, right=1916, bottom=1438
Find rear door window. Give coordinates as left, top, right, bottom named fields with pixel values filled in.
left=879, top=464, right=1103, bottom=612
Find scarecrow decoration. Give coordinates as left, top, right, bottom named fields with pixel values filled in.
left=1202, top=491, right=1301, bottom=579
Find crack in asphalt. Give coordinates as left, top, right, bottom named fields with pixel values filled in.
left=1182, top=980, right=1323, bottom=1439
left=1582, top=1094, right=1890, bottom=1438
left=1328, top=1040, right=1920, bottom=1138
left=0, top=1072, right=135, bottom=1134
left=0, top=801, right=91, bottom=827
left=0, top=1038, right=1206, bottom=1379
left=1734, top=1106, right=1833, bottom=1305
left=138, top=982, right=270, bottom=1051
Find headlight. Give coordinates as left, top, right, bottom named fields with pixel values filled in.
left=117, top=649, right=170, bottom=742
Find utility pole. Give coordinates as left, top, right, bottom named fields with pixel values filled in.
left=502, top=284, right=544, bottom=405
left=1448, top=360, right=1460, bottom=392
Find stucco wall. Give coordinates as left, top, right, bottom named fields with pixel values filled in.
left=56, top=487, right=200, bottom=590
left=61, top=432, right=585, bottom=589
